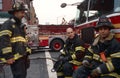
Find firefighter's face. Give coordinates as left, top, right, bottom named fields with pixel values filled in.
left=66, top=28, right=75, bottom=39
left=98, top=26, right=110, bottom=39
left=14, top=10, right=25, bottom=19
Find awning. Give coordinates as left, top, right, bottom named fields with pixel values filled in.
left=0, top=12, right=11, bottom=18
left=0, top=12, right=11, bottom=24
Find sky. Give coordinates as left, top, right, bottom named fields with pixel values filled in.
left=33, top=0, right=83, bottom=25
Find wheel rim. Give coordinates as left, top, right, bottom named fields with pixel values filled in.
left=53, top=42, right=61, bottom=50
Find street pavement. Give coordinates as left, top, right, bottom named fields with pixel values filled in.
left=1, top=51, right=58, bottom=78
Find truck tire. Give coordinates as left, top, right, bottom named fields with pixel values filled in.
left=50, top=39, right=64, bottom=52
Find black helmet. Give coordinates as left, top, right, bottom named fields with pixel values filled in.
left=95, top=15, right=114, bottom=30
left=8, top=2, right=27, bottom=14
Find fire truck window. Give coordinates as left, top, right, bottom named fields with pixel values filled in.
left=114, top=0, right=120, bottom=12
left=75, top=9, right=86, bottom=25
left=93, top=0, right=114, bottom=14
left=75, top=9, right=81, bottom=26
left=88, top=0, right=114, bottom=21
left=74, top=0, right=116, bottom=26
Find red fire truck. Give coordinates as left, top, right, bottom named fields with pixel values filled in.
left=61, top=0, right=120, bottom=45
left=27, top=24, right=73, bottom=52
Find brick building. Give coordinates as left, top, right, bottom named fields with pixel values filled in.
left=0, top=0, right=38, bottom=25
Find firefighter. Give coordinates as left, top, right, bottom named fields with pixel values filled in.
left=72, top=15, right=120, bottom=78
left=0, top=2, right=31, bottom=78
left=54, top=27, right=85, bottom=78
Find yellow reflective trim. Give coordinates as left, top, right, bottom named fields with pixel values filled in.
left=107, top=57, right=112, bottom=61
left=101, top=72, right=120, bottom=78
left=93, top=54, right=100, bottom=61
left=10, top=36, right=26, bottom=43
left=75, top=46, right=85, bottom=52
left=12, top=25, right=16, bottom=28
left=106, top=61, right=114, bottom=72
left=111, top=52, right=120, bottom=58
left=2, top=47, right=12, bottom=54
left=61, top=51, right=66, bottom=55
left=0, top=58, right=6, bottom=63
left=69, top=60, right=82, bottom=65
left=64, top=44, right=66, bottom=47
left=26, top=47, right=31, bottom=54
left=0, top=53, right=23, bottom=63
left=0, top=30, right=12, bottom=37
left=88, top=46, right=93, bottom=53
left=14, top=53, right=22, bottom=60
left=57, top=72, right=64, bottom=76
left=71, top=54, right=76, bottom=59
left=84, top=55, right=92, bottom=59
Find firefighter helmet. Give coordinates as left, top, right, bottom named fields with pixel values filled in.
left=8, top=2, right=27, bottom=14
left=95, top=15, right=114, bottom=30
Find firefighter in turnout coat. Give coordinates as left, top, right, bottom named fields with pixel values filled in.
left=72, top=15, right=120, bottom=78
left=0, top=2, right=31, bottom=78
left=55, top=27, right=85, bottom=78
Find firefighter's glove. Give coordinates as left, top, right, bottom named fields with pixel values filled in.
left=26, top=47, right=31, bottom=55
left=61, top=56, right=72, bottom=63
left=82, top=60, right=90, bottom=67
left=90, top=67, right=101, bottom=78
left=53, top=60, right=63, bottom=72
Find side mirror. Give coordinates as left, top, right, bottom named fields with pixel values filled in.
left=61, top=3, right=67, bottom=8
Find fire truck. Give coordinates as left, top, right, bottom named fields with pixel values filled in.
left=27, top=24, right=73, bottom=52
left=61, top=0, right=120, bottom=45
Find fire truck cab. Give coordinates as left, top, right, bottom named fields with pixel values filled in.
left=73, top=0, right=120, bottom=44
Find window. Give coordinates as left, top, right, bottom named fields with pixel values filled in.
left=114, top=0, right=120, bottom=12
left=0, top=0, right=2, bottom=10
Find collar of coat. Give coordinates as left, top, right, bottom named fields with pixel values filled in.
left=92, top=33, right=114, bottom=46
left=10, top=16, right=21, bottom=25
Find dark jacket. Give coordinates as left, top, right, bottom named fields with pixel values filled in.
left=0, top=16, right=31, bottom=62
left=84, top=33, right=120, bottom=77
left=61, top=34, right=85, bottom=65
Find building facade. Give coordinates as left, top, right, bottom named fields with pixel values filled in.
left=0, top=0, right=38, bottom=25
